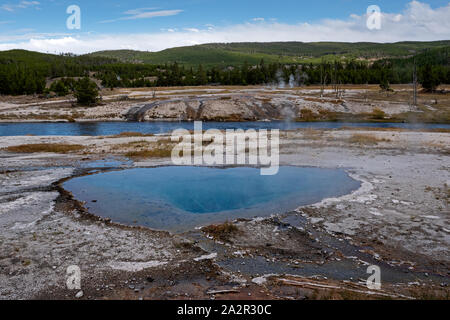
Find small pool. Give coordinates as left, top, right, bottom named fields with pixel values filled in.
left=63, top=166, right=360, bottom=232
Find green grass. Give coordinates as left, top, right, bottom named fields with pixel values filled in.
left=200, top=41, right=450, bottom=58
left=0, top=49, right=117, bottom=74
left=87, top=41, right=450, bottom=67
left=88, top=47, right=298, bottom=68
left=2, top=41, right=449, bottom=70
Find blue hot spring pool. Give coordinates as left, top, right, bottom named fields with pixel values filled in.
left=63, top=166, right=361, bottom=232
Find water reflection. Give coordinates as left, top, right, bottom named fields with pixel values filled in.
left=0, top=121, right=449, bottom=136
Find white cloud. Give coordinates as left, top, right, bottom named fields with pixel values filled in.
left=100, top=8, right=183, bottom=23
left=184, top=28, right=200, bottom=33
left=0, top=32, right=71, bottom=42
left=0, top=1, right=39, bottom=12
left=19, top=1, right=39, bottom=7
left=0, top=1, right=449, bottom=54
left=123, top=7, right=158, bottom=15
left=0, top=5, right=14, bottom=12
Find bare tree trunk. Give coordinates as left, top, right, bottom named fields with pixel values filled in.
left=364, top=82, right=369, bottom=103
left=333, top=63, right=339, bottom=99
left=412, top=59, right=418, bottom=108
left=320, top=64, right=324, bottom=98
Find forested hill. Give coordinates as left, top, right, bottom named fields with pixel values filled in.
left=87, top=41, right=450, bottom=67
left=0, top=42, right=448, bottom=95
left=0, top=50, right=117, bottom=73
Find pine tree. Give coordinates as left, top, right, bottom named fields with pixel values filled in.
left=196, top=65, right=207, bottom=85
left=74, top=77, right=99, bottom=105
left=420, top=64, right=440, bottom=92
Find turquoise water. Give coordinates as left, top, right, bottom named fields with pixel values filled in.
left=1, top=121, right=449, bottom=136
left=63, top=166, right=360, bottom=233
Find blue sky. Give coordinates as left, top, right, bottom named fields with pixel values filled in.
left=0, top=1, right=449, bottom=53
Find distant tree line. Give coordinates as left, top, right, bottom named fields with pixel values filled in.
left=0, top=52, right=115, bottom=95
left=96, top=59, right=449, bottom=91
left=0, top=48, right=448, bottom=96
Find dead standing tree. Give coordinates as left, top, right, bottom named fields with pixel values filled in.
left=320, top=63, right=328, bottom=98
left=412, top=59, right=418, bottom=109
left=332, top=61, right=342, bottom=100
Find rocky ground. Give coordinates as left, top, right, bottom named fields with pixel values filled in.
left=1, top=85, right=449, bottom=123
left=0, top=127, right=449, bottom=300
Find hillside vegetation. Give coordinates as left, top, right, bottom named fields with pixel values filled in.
left=0, top=41, right=449, bottom=95
left=88, top=41, right=450, bottom=67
